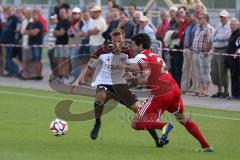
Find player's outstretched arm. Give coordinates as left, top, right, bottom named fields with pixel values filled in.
left=71, top=66, right=92, bottom=93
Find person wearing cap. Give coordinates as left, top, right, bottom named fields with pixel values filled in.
left=168, top=6, right=178, bottom=30
left=138, top=16, right=156, bottom=40
left=211, top=10, right=231, bottom=98
left=88, top=5, right=107, bottom=55
left=67, top=7, right=84, bottom=83
left=225, top=18, right=240, bottom=100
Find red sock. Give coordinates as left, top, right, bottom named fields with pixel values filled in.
left=184, top=120, right=209, bottom=148
left=132, top=121, right=167, bottom=130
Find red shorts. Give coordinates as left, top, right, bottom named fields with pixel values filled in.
left=137, top=84, right=184, bottom=121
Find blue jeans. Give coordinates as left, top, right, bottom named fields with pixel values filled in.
left=29, top=47, right=42, bottom=62
left=69, top=48, right=81, bottom=79
left=5, top=47, right=18, bottom=74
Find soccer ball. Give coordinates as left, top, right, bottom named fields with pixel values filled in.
left=50, top=119, right=68, bottom=136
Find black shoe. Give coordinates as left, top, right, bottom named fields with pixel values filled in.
left=219, top=93, right=229, bottom=98
left=211, top=92, right=223, bottom=98
left=31, top=76, right=43, bottom=80
left=90, top=124, right=101, bottom=140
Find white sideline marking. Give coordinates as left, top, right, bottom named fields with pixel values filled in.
left=0, top=90, right=240, bottom=121
left=0, top=90, right=92, bottom=104
left=186, top=113, right=240, bottom=121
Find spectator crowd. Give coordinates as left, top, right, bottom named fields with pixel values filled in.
left=0, top=0, right=239, bottom=100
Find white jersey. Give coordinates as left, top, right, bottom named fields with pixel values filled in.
left=88, top=52, right=128, bottom=86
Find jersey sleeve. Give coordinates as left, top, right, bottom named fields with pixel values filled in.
left=123, top=47, right=136, bottom=58
left=126, top=53, right=148, bottom=70
left=88, top=56, right=101, bottom=69
left=91, top=47, right=105, bottom=59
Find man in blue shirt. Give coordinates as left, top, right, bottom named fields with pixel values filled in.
left=138, top=16, right=156, bottom=40
left=181, top=9, right=198, bottom=94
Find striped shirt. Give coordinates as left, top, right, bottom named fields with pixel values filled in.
left=48, top=24, right=56, bottom=49
left=192, top=24, right=214, bottom=52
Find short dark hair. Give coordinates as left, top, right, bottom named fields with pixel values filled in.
left=131, top=33, right=151, bottom=49
left=129, top=4, right=137, bottom=10
left=121, top=11, right=128, bottom=18
left=185, top=9, right=195, bottom=16
left=111, top=28, right=125, bottom=37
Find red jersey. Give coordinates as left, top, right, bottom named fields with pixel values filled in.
left=136, top=49, right=177, bottom=96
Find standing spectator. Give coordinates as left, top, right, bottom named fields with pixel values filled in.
left=79, top=9, right=93, bottom=60
left=181, top=9, right=198, bottom=94
left=211, top=10, right=231, bottom=98
left=88, top=5, right=107, bottom=54
left=168, top=6, right=178, bottom=30
left=138, top=16, right=156, bottom=40
left=53, top=0, right=70, bottom=17
left=68, top=7, right=84, bottom=82
left=36, top=8, right=48, bottom=36
left=195, top=2, right=207, bottom=17
left=156, top=9, right=170, bottom=64
left=128, top=4, right=137, bottom=19
left=20, top=7, right=32, bottom=79
left=12, top=7, right=24, bottom=77
left=107, top=0, right=116, bottom=12
left=54, top=7, right=70, bottom=81
left=167, top=11, right=184, bottom=87
left=156, top=9, right=169, bottom=42
left=24, top=9, right=43, bottom=80
left=118, top=11, right=135, bottom=39
left=48, top=14, right=57, bottom=78
left=192, top=13, right=214, bottom=96
left=225, top=18, right=240, bottom=100
left=1, top=6, right=19, bottom=76
left=132, top=11, right=143, bottom=34
left=0, top=5, right=3, bottom=75
left=102, top=5, right=120, bottom=41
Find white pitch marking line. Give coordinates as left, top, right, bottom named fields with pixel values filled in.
left=0, top=90, right=240, bottom=121
left=0, top=90, right=92, bottom=104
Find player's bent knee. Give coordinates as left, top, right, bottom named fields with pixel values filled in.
left=131, top=102, right=141, bottom=113
left=175, top=113, right=188, bottom=125
left=95, top=91, right=106, bottom=105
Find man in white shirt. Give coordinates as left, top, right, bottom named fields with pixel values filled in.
left=87, top=5, right=107, bottom=55
left=211, top=10, right=231, bottom=98
left=20, top=7, right=33, bottom=78
left=138, top=16, right=156, bottom=40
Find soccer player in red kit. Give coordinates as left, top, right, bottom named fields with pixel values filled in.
left=123, top=33, right=213, bottom=152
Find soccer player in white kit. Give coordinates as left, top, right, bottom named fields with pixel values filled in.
left=72, top=29, right=141, bottom=140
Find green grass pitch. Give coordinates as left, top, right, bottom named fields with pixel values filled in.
left=0, top=86, right=240, bottom=160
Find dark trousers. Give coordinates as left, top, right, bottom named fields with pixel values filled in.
left=5, top=46, right=18, bottom=74
left=229, top=58, right=240, bottom=97
left=170, top=50, right=183, bottom=88
left=48, top=49, right=57, bottom=75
